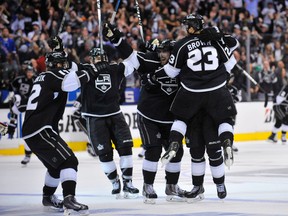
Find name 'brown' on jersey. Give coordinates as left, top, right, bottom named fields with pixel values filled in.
left=170, top=35, right=230, bottom=92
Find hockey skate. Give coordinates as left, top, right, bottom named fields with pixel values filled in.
left=42, top=194, right=63, bottom=211
left=216, top=183, right=227, bottom=199
left=267, top=134, right=277, bottom=143
left=165, top=184, right=187, bottom=202
left=223, top=139, right=234, bottom=169
left=142, top=183, right=157, bottom=204
left=161, top=141, right=179, bottom=167
left=111, top=176, right=121, bottom=199
left=123, top=179, right=139, bottom=199
left=21, top=155, right=31, bottom=165
left=63, top=195, right=89, bottom=216
left=185, top=185, right=205, bottom=203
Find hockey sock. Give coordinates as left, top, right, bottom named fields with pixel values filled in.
left=62, top=180, right=76, bottom=197
left=43, top=185, right=57, bottom=196
left=25, top=150, right=32, bottom=157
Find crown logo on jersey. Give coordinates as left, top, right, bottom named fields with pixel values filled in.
left=157, top=77, right=178, bottom=95
left=95, top=74, right=111, bottom=93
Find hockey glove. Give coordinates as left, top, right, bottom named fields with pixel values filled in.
left=0, top=122, right=8, bottom=136
left=139, top=39, right=159, bottom=52
left=102, top=23, right=123, bottom=44
left=141, top=73, right=159, bottom=89
left=200, top=27, right=223, bottom=42
left=47, top=36, right=64, bottom=52
left=94, top=61, right=110, bottom=74
left=81, top=63, right=99, bottom=78
left=228, top=85, right=241, bottom=103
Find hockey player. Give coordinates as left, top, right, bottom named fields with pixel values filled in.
left=22, top=50, right=96, bottom=215
left=151, top=14, right=239, bottom=168
left=79, top=47, right=139, bottom=199
left=185, top=110, right=227, bottom=202
left=8, top=63, right=37, bottom=165
left=267, top=84, right=288, bottom=145
left=103, top=23, right=187, bottom=203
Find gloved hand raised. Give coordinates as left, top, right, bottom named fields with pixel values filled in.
left=139, top=39, right=159, bottom=52
left=82, top=62, right=109, bottom=78
left=200, top=27, right=223, bottom=42
left=102, top=23, right=123, bottom=44
left=47, top=36, right=64, bottom=52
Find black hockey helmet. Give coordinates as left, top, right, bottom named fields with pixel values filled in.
left=157, top=39, right=176, bottom=52
left=181, top=14, right=204, bottom=32
left=89, top=48, right=108, bottom=63
left=45, top=51, right=68, bottom=69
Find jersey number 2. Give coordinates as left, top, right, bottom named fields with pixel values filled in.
left=26, top=84, right=41, bottom=110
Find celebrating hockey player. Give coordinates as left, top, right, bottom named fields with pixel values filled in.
left=79, top=47, right=139, bottom=199
left=103, top=23, right=187, bottom=204
left=152, top=14, right=239, bottom=169
left=21, top=50, right=96, bottom=215
left=185, top=110, right=227, bottom=201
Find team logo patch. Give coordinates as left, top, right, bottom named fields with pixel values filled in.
left=158, top=77, right=178, bottom=95
left=95, top=74, right=111, bottom=93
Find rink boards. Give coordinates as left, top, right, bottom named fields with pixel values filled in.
left=0, top=101, right=276, bottom=155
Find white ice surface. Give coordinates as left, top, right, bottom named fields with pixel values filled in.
left=0, top=140, right=287, bottom=216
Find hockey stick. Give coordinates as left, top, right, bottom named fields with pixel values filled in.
left=96, top=0, right=104, bottom=60
left=236, top=64, right=268, bottom=107
left=110, top=0, right=121, bottom=24
left=58, top=0, right=71, bottom=35
left=135, top=0, right=145, bottom=42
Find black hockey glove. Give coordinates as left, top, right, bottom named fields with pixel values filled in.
left=0, top=122, right=8, bottom=136
left=102, top=23, right=123, bottom=44
left=47, top=36, right=64, bottom=52
left=139, top=40, right=158, bottom=52
left=141, top=73, right=159, bottom=89
left=228, top=85, right=240, bottom=103
left=200, top=27, right=223, bottom=42
left=94, top=61, right=110, bottom=73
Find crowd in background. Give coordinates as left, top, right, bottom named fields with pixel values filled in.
left=0, top=0, right=287, bottom=107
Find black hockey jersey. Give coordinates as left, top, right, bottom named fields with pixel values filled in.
left=11, top=75, right=36, bottom=98
left=135, top=52, right=178, bottom=123
left=80, top=63, right=125, bottom=117
left=163, top=34, right=236, bottom=92
left=116, top=38, right=178, bottom=123
left=11, top=74, right=37, bottom=112
left=22, top=68, right=89, bottom=138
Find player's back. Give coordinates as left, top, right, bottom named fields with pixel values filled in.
left=171, top=35, right=228, bottom=92
left=22, top=69, right=69, bottom=138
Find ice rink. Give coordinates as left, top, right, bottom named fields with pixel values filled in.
left=0, top=140, right=287, bottom=216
